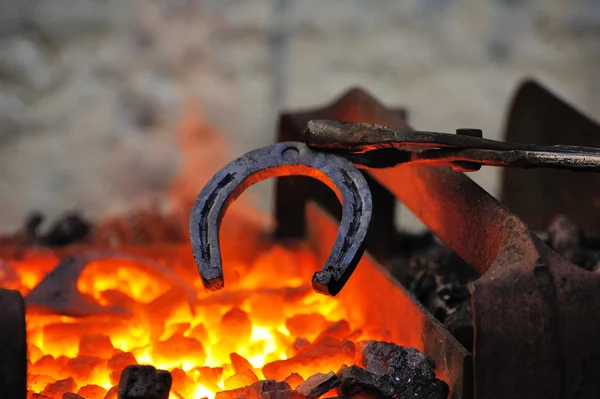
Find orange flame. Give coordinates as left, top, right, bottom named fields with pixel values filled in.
left=19, top=244, right=389, bottom=399
left=9, top=102, right=391, bottom=399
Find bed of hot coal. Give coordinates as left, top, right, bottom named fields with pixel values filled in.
left=7, top=211, right=598, bottom=399
left=3, top=212, right=450, bottom=399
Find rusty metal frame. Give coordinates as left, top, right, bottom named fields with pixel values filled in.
left=274, top=88, right=600, bottom=399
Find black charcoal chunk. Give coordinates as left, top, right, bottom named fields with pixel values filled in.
left=118, top=365, right=172, bottom=399
left=397, top=379, right=449, bottom=399
left=361, top=341, right=448, bottom=398
left=296, top=371, right=338, bottom=399
left=215, top=380, right=292, bottom=399
left=42, top=212, right=91, bottom=247
left=260, top=390, right=304, bottom=399
left=389, top=244, right=477, bottom=324
left=337, top=365, right=395, bottom=399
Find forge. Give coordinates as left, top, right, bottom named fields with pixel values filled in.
left=1, top=83, right=600, bottom=399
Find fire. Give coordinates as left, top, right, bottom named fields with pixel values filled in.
left=12, top=243, right=390, bottom=399
left=1, top=103, right=392, bottom=399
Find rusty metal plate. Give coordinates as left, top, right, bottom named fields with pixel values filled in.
left=501, top=79, right=600, bottom=231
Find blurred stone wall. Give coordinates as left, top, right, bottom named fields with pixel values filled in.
left=1, top=0, right=599, bottom=232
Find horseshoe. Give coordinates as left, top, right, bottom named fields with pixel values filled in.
left=189, top=141, right=372, bottom=296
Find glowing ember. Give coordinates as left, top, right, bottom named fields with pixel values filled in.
left=11, top=244, right=390, bottom=399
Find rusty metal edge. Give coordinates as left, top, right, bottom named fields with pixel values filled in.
left=305, top=202, right=472, bottom=399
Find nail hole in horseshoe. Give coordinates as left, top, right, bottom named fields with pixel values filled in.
left=281, top=146, right=300, bottom=161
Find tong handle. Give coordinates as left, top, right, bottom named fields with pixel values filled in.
left=305, top=120, right=600, bottom=172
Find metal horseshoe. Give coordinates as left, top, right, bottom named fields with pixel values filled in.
left=189, top=141, right=372, bottom=296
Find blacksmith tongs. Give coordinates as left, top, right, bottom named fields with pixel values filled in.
left=304, top=120, right=600, bottom=173
left=190, top=119, right=600, bottom=298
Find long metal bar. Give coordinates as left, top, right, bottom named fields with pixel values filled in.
left=305, top=120, right=600, bottom=171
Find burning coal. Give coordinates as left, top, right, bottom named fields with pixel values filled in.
left=9, top=239, right=400, bottom=399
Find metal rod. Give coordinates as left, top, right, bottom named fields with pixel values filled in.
left=305, top=120, right=600, bottom=171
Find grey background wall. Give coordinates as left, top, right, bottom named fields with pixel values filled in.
left=1, top=0, right=599, bottom=232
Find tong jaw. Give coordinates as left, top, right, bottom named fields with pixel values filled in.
left=189, top=141, right=372, bottom=296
